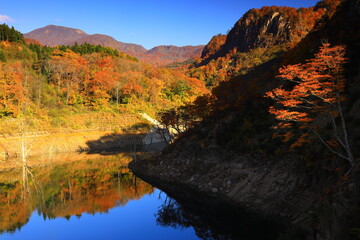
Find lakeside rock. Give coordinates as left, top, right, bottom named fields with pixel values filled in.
left=130, top=142, right=357, bottom=240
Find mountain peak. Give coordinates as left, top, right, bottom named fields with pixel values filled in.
left=24, top=25, right=204, bottom=66
left=24, top=25, right=88, bottom=46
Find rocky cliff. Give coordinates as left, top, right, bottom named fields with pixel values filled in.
left=224, top=8, right=292, bottom=53
left=198, top=2, right=338, bottom=66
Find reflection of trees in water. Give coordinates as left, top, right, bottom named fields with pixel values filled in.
left=40, top=168, right=152, bottom=219
left=157, top=198, right=189, bottom=228
left=0, top=182, right=32, bottom=233
left=156, top=193, right=306, bottom=240
left=156, top=198, right=229, bottom=240
left=0, top=154, right=154, bottom=233
left=21, top=162, right=42, bottom=200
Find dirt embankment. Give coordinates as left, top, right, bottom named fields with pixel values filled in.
left=0, top=130, right=145, bottom=161
left=0, top=113, right=151, bottom=161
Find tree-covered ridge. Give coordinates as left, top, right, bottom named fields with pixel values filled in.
left=59, top=42, right=135, bottom=59
left=0, top=28, right=208, bottom=122
left=27, top=42, right=137, bottom=61
left=0, top=24, right=24, bottom=44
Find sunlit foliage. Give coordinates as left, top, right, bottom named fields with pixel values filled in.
left=265, top=43, right=355, bottom=166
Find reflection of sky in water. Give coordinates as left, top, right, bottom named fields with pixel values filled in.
left=1, top=189, right=199, bottom=240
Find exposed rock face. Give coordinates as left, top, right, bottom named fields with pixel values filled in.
left=198, top=5, right=331, bottom=66
left=200, top=34, right=226, bottom=59
left=224, top=10, right=291, bottom=53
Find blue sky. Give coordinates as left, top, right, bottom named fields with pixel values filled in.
left=0, top=0, right=319, bottom=49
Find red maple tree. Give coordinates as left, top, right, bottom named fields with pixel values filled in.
left=265, top=43, right=355, bottom=167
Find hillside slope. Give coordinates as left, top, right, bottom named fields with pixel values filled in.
left=24, top=25, right=204, bottom=65
left=24, top=25, right=88, bottom=46
left=130, top=0, right=360, bottom=239
left=140, top=45, right=204, bottom=66
left=197, top=0, right=341, bottom=67
left=66, top=33, right=147, bottom=55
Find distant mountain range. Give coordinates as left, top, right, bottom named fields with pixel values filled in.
left=24, top=25, right=204, bottom=65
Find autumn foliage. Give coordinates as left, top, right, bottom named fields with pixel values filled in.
left=188, top=1, right=342, bottom=88
left=0, top=63, right=26, bottom=117
left=265, top=44, right=346, bottom=131
left=265, top=43, right=355, bottom=166
left=42, top=48, right=208, bottom=111
left=0, top=33, right=209, bottom=121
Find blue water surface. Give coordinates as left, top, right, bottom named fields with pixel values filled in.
left=1, top=189, right=199, bottom=240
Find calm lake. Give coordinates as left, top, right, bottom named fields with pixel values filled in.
left=0, top=153, right=296, bottom=240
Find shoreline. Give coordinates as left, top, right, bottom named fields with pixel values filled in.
left=0, top=130, right=146, bottom=161
left=129, top=145, right=356, bottom=240
left=131, top=162, right=306, bottom=239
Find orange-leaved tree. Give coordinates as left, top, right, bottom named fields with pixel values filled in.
left=265, top=43, right=355, bottom=168
left=0, top=64, right=26, bottom=117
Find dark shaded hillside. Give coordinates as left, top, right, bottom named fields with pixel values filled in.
left=207, top=0, right=360, bottom=155
left=176, top=0, right=360, bottom=172
left=131, top=0, right=360, bottom=239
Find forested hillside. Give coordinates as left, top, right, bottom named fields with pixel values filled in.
left=0, top=24, right=208, bottom=131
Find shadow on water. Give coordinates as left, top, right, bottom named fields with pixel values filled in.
left=154, top=186, right=307, bottom=240
left=79, top=131, right=305, bottom=239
